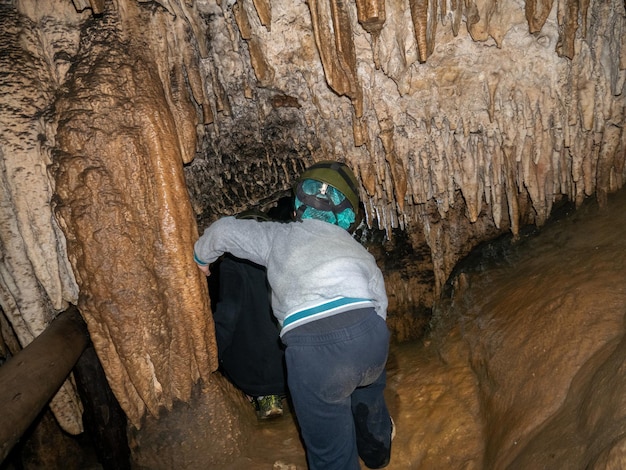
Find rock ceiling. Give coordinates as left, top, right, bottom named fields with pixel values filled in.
left=0, top=0, right=624, bottom=442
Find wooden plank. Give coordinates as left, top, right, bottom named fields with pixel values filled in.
left=0, top=306, right=88, bottom=462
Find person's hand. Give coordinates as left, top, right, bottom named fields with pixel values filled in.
left=197, top=264, right=210, bottom=276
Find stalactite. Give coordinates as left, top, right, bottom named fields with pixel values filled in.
left=251, top=0, right=271, bottom=31
left=429, top=129, right=453, bottom=218
left=308, top=0, right=363, bottom=117
left=467, top=0, right=491, bottom=41
left=210, top=59, right=231, bottom=116
left=149, top=0, right=216, bottom=128
left=308, top=0, right=345, bottom=93
left=357, top=159, right=378, bottom=198
left=232, top=2, right=277, bottom=85
left=487, top=73, right=499, bottom=123
left=202, top=5, right=253, bottom=124
left=353, top=116, right=369, bottom=147
left=464, top=0, right=481, bottom=36
left=144, top=14, right=203, bottom=161
left=355, top=0, right=386, bottom=34
left=502, top=147, right=521, bottom=237
left=366, top=3, right=416, bottom=91
left=453, top=133, right=482, bottom=223
left=488, top=138, right=504, bottom=229
left=522, top=112, right=553, bottom=225
left=355, top=0, right=385, bottom=69
left=409, top=0, right=437, bottom=63
left=380, top=127, right=408, bottom=211
left=556, top=0, right=579, bottom=59
left=248, top=37, right=276, bottom=85
left=525, top=0, right=555, bottom=33
left=232, top=2, right=252, bottom=39
left=450, top=0, right=462, bottom=36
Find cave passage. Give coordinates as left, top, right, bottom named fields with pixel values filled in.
left=128, top=188, right=626, bottom=469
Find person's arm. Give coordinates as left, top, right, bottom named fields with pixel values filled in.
left=193, top=217, right=281, bottom=270
left=195, top=262, right=210, bottom=276
left=193, top=217, right=237, bottom=270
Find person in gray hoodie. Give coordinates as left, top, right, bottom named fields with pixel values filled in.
left=194, top=161, right=393, bottom=469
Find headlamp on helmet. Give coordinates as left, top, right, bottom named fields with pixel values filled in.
left=293, top=161, right=361, bottom=232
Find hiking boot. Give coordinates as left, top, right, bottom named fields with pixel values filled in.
left=254, top=395, right=283, bottom=419
left=357, top=415, right=395, bottom=469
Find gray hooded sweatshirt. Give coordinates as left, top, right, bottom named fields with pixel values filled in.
left=193, top=217, right=388, bottom=336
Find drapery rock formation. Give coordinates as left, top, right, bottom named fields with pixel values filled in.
left=0, top=0, right=625, bottom=464
left=52, top=17, right=217, bottom=426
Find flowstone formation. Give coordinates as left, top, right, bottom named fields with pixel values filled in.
left=0, top=0, right=624, bottom=463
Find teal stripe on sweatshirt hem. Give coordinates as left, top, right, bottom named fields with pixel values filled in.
left=280, top=297, right=374, bottom=336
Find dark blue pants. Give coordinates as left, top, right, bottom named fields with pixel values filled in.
left=282, top=308, right=392, bottom=469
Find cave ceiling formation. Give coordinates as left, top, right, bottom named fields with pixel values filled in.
left=0, top=0, right=624, bottom=445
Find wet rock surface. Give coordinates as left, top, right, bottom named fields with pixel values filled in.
left=0, top=0, right=624, bottom=462
left=128, top=188, right=626, bottom=468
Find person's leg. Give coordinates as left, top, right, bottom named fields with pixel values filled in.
left=285, top=340, right=360, bottom=470
left=336, top=313, right=391, bottom=469
left=352, top=368, right=393, bottom=469
left=283, top=308, right=391, bottom=469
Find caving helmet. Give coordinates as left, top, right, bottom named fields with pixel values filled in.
left=293, top=160, right=361, bottom=232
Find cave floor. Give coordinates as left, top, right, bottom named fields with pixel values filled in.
left=213, top=335, right=480, bottom=470
left=131, top=336, right=460, bottom=470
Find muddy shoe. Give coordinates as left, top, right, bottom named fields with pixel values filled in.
left=255, top=395, right=283, bottom=419
left=357, top=416, right=395, bottom=469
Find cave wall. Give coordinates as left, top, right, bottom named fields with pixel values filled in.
left=0, top=0, right=224, bottom=436
left=184, top=0, right=626, bottom=294
left=0, top=0, right=624, bottom=446
left=0, top=0, right=86, bottom=435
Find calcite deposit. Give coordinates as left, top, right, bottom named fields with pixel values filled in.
left=0, top=0, right=624, bottom=465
